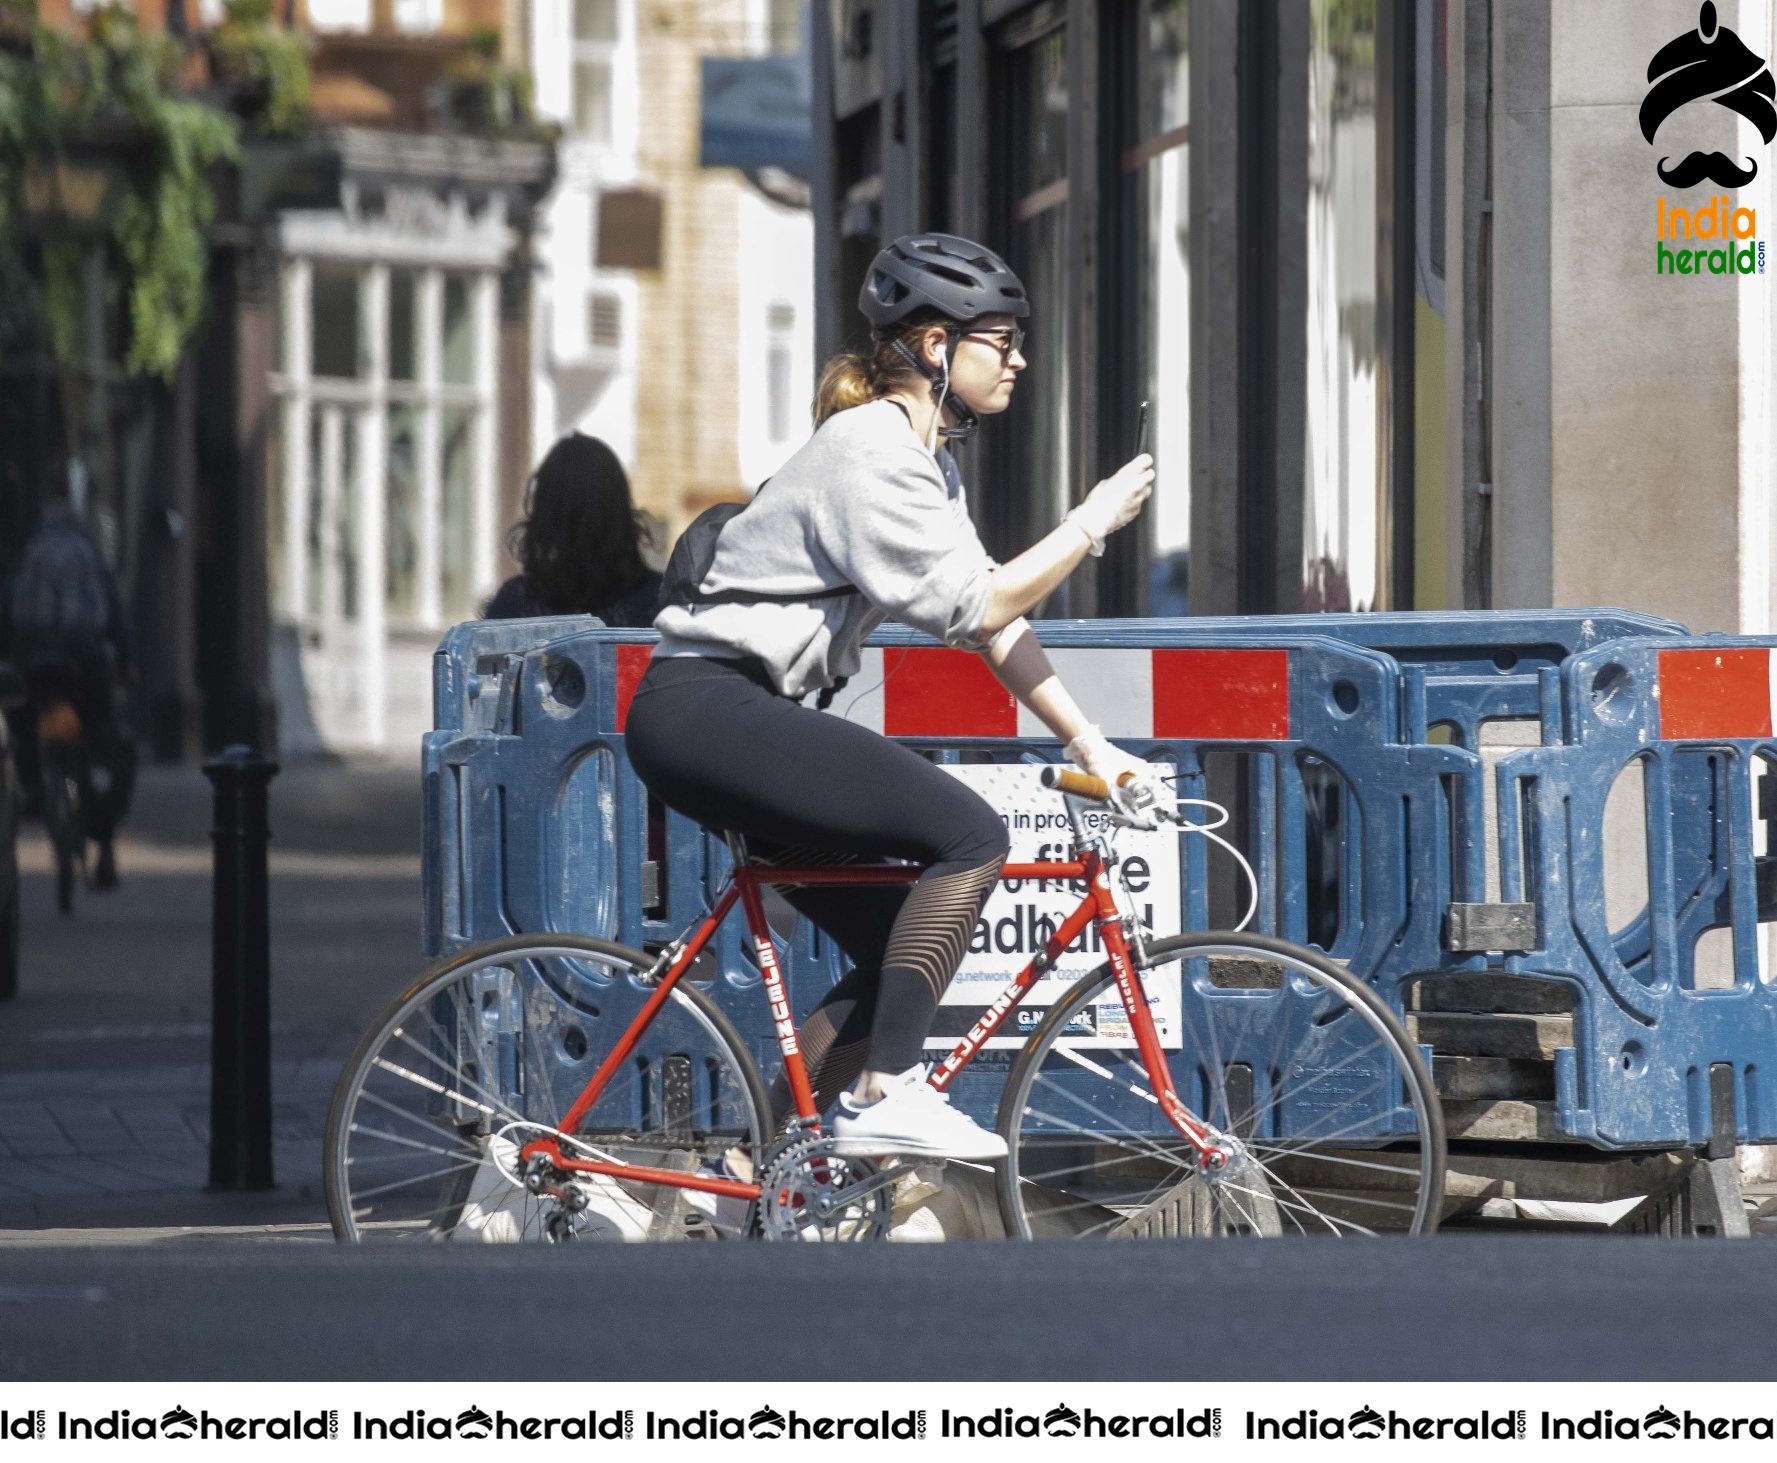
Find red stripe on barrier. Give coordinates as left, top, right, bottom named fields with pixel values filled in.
left=1658, top=647, right=1772, bottom=739
left=882, top=648, right=1018, bottom=737
left=615, top=643, right=652, bottom=732
left=1151, top=648, right=1291, bottom=740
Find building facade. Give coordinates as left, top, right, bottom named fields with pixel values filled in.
left=258, top=6, right=552, bottom=756
left=269, top=131, right=547, bottom=754
left=0, top=0, right=554, bottom=761
left=527, top=0, right=816, bottom=558
left=814, top=0, right=1777, bottom=639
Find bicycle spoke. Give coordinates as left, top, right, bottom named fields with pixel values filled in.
left=1000, top=937, right=1443, bottom=1239
left=328, top=940, right=768, bottom=1243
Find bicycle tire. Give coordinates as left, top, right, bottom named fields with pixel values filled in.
left=326, top=933, right=771, bottom=1244
left=995, top=931, right=1445, bottom=1238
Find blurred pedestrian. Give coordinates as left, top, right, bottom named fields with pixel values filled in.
left=3, top=489, right=137, bottom=890
left=483, top=433, right=661, bottom=626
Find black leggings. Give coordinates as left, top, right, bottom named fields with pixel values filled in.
left=624, top=656, right=1009, bottom=1121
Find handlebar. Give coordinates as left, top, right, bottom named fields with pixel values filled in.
left=1039, top=765, right=1130, bottom=804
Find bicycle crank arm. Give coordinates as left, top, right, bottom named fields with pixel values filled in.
left=810, top=1162, right=909, bottom=1217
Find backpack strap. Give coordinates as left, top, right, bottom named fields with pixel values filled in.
left=665, top=476, right=862, bottom=611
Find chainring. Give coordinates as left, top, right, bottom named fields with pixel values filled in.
left=757, top=1135, right=894, bottom=1242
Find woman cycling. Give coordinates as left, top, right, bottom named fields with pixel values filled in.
left=624, top=232, right=1155, bottom=1188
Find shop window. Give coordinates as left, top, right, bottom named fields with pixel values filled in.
left=1300, top=0, right=1381, bottom=613
left=311, top=265, right=360, bottom=380
left=385, top=403, right=419, bottom=618
left=769, top=0, right=802, bottom=54
left=991, top=6, right=1069, bottom=586
left=442, top=275, right=474, bottom=386
left=576, top=0, right=619, bottom=41
left=388, top=270, right=418, bottom=383
left=1131, top=0, right=1191, bottom=615
left=305, top=0, right=372, bottom=29
left=278, top=263, right=497, bottom=637
left=576, top=61, right=615, bottom=143
left=440, top=406, right=476, bottom=615
left=394, top=0, right=442, bottom=31
left=575, top=0, right=619, bottom=144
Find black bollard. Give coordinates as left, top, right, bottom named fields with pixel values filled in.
left=203, top=744, right=279, bottom=1191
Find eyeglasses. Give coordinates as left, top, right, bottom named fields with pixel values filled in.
left=956, top=326, right=1025, bottom=361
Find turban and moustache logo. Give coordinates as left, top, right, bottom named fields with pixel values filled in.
left=1641, top=1, right=1777, bottom=187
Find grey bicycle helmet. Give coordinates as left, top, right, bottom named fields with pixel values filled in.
left=859, top=233, right=1028, bottom=440
left=858, top=232, right=1029, bottom=331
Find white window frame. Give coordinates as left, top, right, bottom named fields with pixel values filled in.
left=572, top=0, right=622, bottom=146
left=272, top=259, right=499, bottom=635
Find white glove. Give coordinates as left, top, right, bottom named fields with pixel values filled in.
left=1064, top=726, right=1163, bottom=822
left=1066, top=454, right=1155, bottom=557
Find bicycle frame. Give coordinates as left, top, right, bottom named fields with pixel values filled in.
left=519, top=836, right=1218, bottom=1204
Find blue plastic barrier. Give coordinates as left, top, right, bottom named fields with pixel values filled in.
left=1091, top=610, right=1685, bottom=744
left=424, top=620, right=1475, bottom=1141
left=422, top=610, right=1727, bottom=1149
left=1492, top=635, right=1777, bottom=1146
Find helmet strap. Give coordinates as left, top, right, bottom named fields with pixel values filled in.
left=888, top=334, right=979, bottom=444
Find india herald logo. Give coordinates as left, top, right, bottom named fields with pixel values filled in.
left=1644, top=1406, right=1682, bottom=1439
left=159, top=1409, right=199, bottom=1441
left=454, top=1408, right=495, bottom=1440
left=748, top=1408, right=787, bottom=1439
left=1642, top=1, right=1777, bottom=187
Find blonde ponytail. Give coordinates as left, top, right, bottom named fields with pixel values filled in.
left=813, top=352, right=878, bottom=425
left=810, top=308, right=952, bottom=426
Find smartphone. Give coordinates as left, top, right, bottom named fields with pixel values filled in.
left=1134, top=400, right=1150, bottom=458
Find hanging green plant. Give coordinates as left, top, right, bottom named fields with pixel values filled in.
left=436, top=22, right=551, bottom=140
left=0, top=0, right=240, bottom=381
left=209, top=0, right=312, bottom=138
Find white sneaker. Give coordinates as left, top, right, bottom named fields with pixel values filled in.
left=683, top=1154, right=754, bottom=1238
left=829, top=1066, right=1008, bottom=1161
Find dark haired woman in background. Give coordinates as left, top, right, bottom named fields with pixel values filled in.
left=484, top=433, right=661, bottom=626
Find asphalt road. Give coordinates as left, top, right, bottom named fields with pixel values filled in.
left=6, top=761, right=1777, bottom=1386
left=0, top=1234, right=1772, bottom=1381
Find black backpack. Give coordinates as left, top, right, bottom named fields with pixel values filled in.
left=657, top=481, right=859, bottom=709
left=659, top=482, right=857, bottom=612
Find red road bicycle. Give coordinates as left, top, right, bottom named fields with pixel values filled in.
left=325, top=768, right=1445, bottom=1242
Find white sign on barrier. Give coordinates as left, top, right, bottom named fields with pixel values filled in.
left=927, top=763, right=1183, bottom=1051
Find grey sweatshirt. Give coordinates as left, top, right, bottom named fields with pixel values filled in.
left=653, top=399, right=995, bottom=699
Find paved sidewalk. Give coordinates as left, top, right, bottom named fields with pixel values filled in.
left=0, top=1061, right=334, bottom=1235
left=1, top=758, right=424, bottom=1245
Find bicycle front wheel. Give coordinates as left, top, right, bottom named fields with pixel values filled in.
left=326, top=934, right=770, bottom=1243
left=996, top=932, right=1445, bottom=1238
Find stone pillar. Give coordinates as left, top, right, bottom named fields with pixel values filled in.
left=1188, top=0, right=1245, bottom=618
left=1449, top=0, right=1761, bottom=632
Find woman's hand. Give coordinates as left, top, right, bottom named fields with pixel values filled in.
left=981, top=454, right=1157, bottom=634
left=1066, top=453, right=1155, bottom=555
left=1064, top=725, right=1164, bottom=821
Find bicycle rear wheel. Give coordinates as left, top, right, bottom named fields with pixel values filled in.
left=326, top=934, right=770, bottom=1243
left=996, top=931, right=1445, bottom=1238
